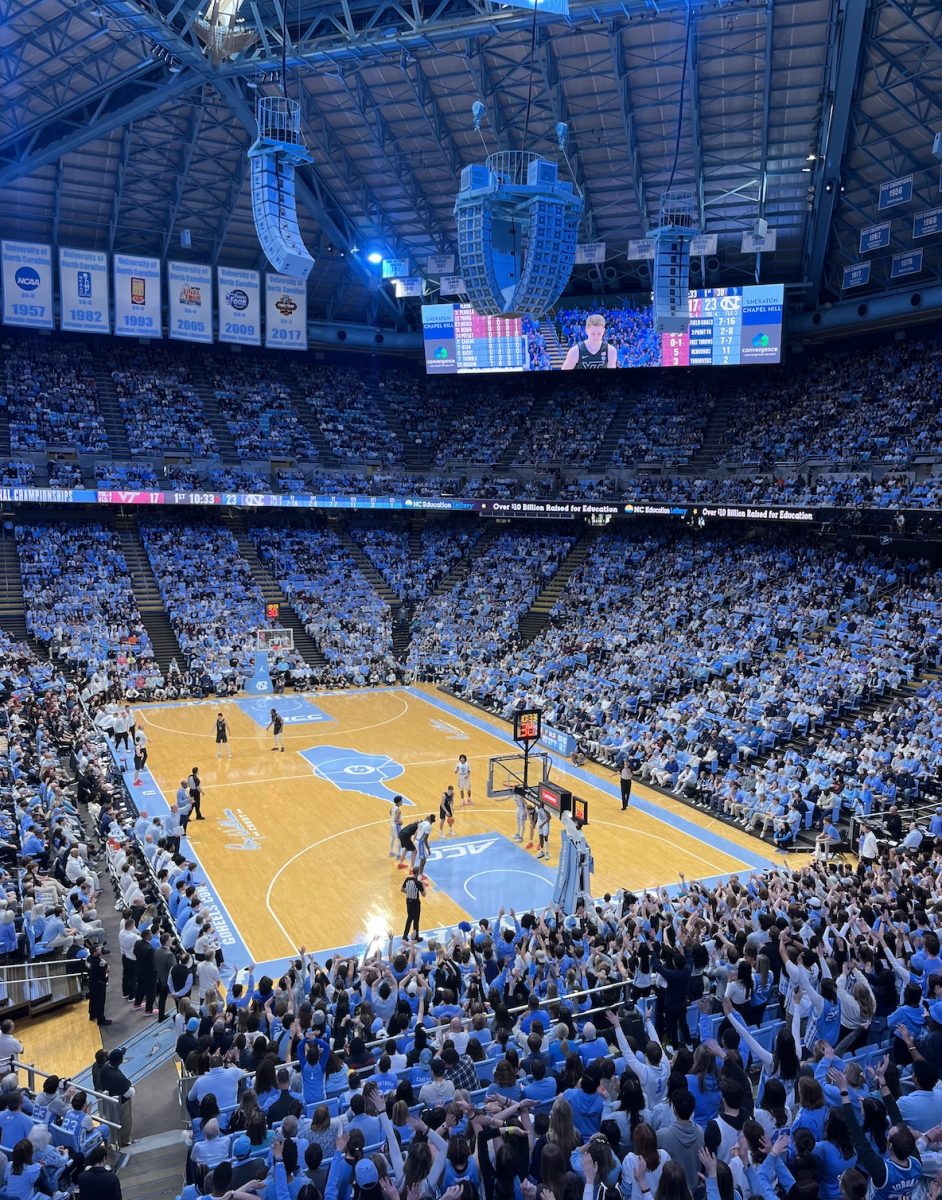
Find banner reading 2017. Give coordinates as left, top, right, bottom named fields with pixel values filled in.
left=168, top=261, right=212, bottom=344
left=114, top=254, right=162, bottom=338
left=265, top=273, right=307, bottom=350
left=1, top=241, right=53, bottom=329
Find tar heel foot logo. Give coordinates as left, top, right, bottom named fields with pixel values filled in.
left=218, top=808, right=263, bottom=851
left=301, top=745, right=415, bottom=806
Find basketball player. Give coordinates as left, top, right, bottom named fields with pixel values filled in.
left=390, top=795, right=404, bottom=859
left=454, top=754, right=472, bottom=806
left=526, top=801, right=538, bottom=849
left=266, top=708, right=285, bottom=752
left=513, top=792, right=528, bottom=842
left=561, top=313, right=617, bottom=369
left=215, top=712, right=233, bottom=759
left=398, top=818, right=419, bottom=870
left=536, top=806, right=551, bottom=860
left=439, top=785, right=456, bottom=838
left=415, top=814, right=436, bottom=879
left=132, top=727, right=147, bottom=787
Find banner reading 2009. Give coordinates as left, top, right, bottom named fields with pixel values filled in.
left=1, top=240, right=53, bottom=329
left=113, top=254, right=162, bottom=338
left=265, top=273, right=307, bottom=350
left=168, top=261, right=212, bottom=344
left=59, top=247, right=110, bottom=334
left=218, top=266, right=261, bottom=346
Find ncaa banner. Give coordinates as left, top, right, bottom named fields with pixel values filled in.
left=114, top=254, right=161, bottom=337
left=168, top=260, right=212, bottom=344
left=265, top=273, right=307, bottom=350
left=218, top=266, right=261, bottom=346
left=59, top=247, right=110, bottom=333
left=1, top=240, right=53, bottom=329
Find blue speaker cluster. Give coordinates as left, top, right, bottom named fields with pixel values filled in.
left=248, top=97, right=316, bottom=280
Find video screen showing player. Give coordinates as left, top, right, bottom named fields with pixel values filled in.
left=560, top=312, right=618, bottom=370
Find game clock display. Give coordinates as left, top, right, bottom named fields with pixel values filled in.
left=514, top=709, right=542, bottom=745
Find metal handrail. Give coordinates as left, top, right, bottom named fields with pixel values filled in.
left=11, top=1060, right=121, bottom=1131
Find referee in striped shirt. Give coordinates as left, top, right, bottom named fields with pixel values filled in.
left=401, top=868, right=426, bottom=942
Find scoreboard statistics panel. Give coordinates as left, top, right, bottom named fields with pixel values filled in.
left=661, top=284, right=785, bottom=367
left=421, top=284, right=784, bottom=374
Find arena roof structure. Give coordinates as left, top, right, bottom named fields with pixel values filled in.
left=0, top=0, right=940, bottom=329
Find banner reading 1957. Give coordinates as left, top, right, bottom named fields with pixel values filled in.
left=1, top=240, right=53, bottom=330
left=114, top=254, right=162, bottom=338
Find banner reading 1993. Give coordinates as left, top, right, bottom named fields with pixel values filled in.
left=265, top=272, right=307, bottom=350
left=59, top=247, right=110, bottom=334
left=168, top=261, right=212, bottom=344
left=113, top=254, right=162, bottom=338
left=218, top=266, right=261, bottom=346
left=1, top=240, right=54, bottom=330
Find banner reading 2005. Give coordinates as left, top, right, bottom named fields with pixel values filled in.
left=168, top=261, right=212, bottom=344
left=59, top=247, right=110, bottom=334
left=265, top=273, right=307, bottom=350
left=2, top=241, right=53, bottom=329
left=114, top=254, right=161, bottom=338
left=218, top=267, right=261, bottom=346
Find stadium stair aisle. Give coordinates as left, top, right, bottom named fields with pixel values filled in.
left=0, top=526, right=28, bottom=641
left=224, top=512, right=327, bottom=668
left=380, top=392, right=424, bottom=471
left=335, top=525, right=401, bottom=606
left=589, top=389, right=636, bottom=470
left=185, top=356, right=241, bottom=464
left=537, top=318, right=567, bottom=369
left=111, top=1134, right=188, bottom=1200
left=425, top=523, right=499, bottom=598
left=690, top=393, right=737, bottom=468
left=518, top=528, right=601, bottom=644
left=89, top=360, right=130, bottom=458
left=113, top=513, right=186, bottom=672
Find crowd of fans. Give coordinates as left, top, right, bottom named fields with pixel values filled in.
left=250, top=525, right=400, bottom=686
left=15, top=521, right=160, bottom=699
left=139, top=520, right=265, bottom=688
left=111, top=346, right=217, bottom=459
left=211, top=362, right=317, bottom=462
left=0, top=340, right=108, bottom=454
left=295, top=367, right=402, bottom=465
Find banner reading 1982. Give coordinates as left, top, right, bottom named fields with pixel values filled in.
left=168, top=261, right=212, bottom=344
left=59, top=247, right=110, bottom=333
left=114, top=254, right=162, bottom=337
left=218, top=267, right=261, bottom=346
left=1, top=240, right=54, bottom=330
left=265, top=272, right=307, bottom=350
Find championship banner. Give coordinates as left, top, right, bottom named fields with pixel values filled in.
left=439, top=274, right=466, bottom=296
left=690, top=234, right=718, bottom=256
left=741, top=230, right=777, bottom=253
left=394, top=276, right=424, bottom=298
left=1, top=240, right=53, bottom=329
left=574, top=243, right=606, bottom=265
left=842, top=262, right=871, bottom=289
left=265, top=273, right=307, bottom=350
left=878, top=175, right=913, bottom=210
left=382, top=257, right=409, bottom=279
left=218, top=266, right=261, bottom=346
left=859, top=222, right=891, bottom=254
left=890, top=249, right=923, bottom=279
left=627, top=239, right=656, bottom=260
left=168, top=261, right=212, bottom=344
left=113, top=254, right=161, bottom=337
left=913, top=207, right=942, bottom=239
left=425, top=254, right=455, bottom=274
left=59, top=247, right=110, bottom=333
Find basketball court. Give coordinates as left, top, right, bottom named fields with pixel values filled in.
left=119, top=685, right=775, bottom=977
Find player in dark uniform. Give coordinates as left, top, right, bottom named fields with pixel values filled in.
left=215, top=712, right=233, bottom=759
left=266, top=708, right=285, bottom=752
left=439, top=785, right=456, bottom=838
left=561, top=312, right=618, bottom=369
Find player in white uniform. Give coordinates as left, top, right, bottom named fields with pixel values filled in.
left=536, top=806, right=551, bottom=860
left=513, top=793, right=528, bottom=842
left=455, top=754, right=472, bottom=806
left=390, top=796, right=404, bottom=858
